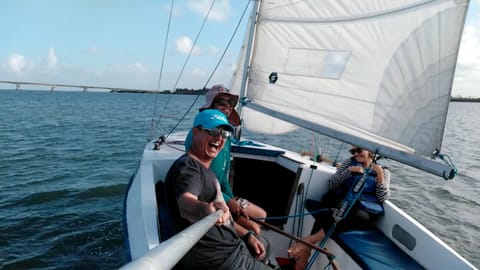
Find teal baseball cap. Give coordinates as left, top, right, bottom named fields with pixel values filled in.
left=193, top=109, right=234, bottom=132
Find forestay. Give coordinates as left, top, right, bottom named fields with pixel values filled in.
left=229, top=0, right=469, bottom=178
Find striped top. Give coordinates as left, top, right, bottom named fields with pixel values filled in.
left=329, top=158, right=390, bottom=202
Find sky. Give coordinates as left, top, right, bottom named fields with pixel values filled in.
left=0, top=0, right=479, bottom=97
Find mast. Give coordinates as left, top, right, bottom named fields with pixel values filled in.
left=236, top=0, right=260, bottom=115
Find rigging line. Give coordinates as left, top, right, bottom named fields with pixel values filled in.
left=165, top=0, right=252, bottom=137
left=154, top=0, right=216, bottom=139
left=251, top=218, right=335, bottom=258
left=201, top=0, right=252, bottom=88
left=148, top=0, right=175, bottom=141
left=313, top=132, right=320, bottom=158
left=296, top=190, right=305, bottom=236
left=171, top=0, right=216, bottom=91
left=289, top=187, right=303, bottom=248
left=438, top=153, right=458, bottom=179
left=161, top=0, right=216, bottom=138
left=297, top=176, right=310, bottom=237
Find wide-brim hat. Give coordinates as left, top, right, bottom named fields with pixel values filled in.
left=200, top=84, right=240, bottom=126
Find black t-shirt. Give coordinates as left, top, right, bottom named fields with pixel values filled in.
left=165, top=154, right=241, bottom=269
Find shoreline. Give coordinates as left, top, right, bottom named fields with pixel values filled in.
left=112, top=89, right=480, bottom=102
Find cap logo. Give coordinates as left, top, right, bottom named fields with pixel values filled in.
left=211, top=113, right=227, bottom=122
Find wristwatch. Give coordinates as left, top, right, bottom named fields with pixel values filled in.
left=242, top=230, right=257, bottom=241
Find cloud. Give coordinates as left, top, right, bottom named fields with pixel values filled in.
left=91, top=62, right=156, bottom=89
left=206, top=45, right=221, bottom=56
left=101, top=62, right=150, bottom=77
left=86, top=47, right=101, bottom=54
left=46, top=47, right=57, bottom=69
left=129, top=62, right=150, bottom=75
left=188, top=0, right=231, bottom=22
left=7, top=54, right=27, bottom=73
left=175, top=38, right=220, bottom=56
left=457, top=26, right=480, bottom=67
left=192, top=67, right=206, bottom=76
left=176, top=36, right=202, bottom=55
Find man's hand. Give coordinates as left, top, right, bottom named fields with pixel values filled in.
left=227, top=199, right=248, bottom=219
left=244, top=233, right=266, bottom=259
left=210, top=201, right=231, bottom=225
left=348, top=165, right=364, bottom=174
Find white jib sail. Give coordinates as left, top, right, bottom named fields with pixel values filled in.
left=229, top=0, right=469, bottom=163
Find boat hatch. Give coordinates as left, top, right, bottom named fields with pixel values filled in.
left=231, top=157, right=299, bottom=227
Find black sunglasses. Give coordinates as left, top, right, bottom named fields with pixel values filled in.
left=349, top=148, right=363, bottom=155
left=198, top=127, right=231, bottom=138
left=214, top=98, right=234, bottom=107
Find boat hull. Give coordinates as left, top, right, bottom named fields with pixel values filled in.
left=123, top=132, right=476, bottom=269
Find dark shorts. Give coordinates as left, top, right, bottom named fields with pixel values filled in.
left=217, top=235, right=273, bottom=270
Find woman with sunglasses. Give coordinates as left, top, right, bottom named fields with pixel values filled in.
left=288, top=146, right=390, bottom=270
left=185, top=84, right=267, bottom=237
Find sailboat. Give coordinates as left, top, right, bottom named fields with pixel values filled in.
left=122, top=0, right=477, bottom=269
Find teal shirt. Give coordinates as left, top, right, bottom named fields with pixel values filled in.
left=185, top=130, right=235, bottom=202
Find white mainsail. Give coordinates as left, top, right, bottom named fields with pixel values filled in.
left=230, top=0, right=469, bottom=178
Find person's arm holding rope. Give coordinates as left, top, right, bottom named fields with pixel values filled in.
left=329, top=159, right=353, bottom=189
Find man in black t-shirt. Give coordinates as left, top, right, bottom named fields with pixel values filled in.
left=165, top=109, right=274, bottom=270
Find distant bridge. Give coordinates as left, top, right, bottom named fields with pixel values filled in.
left=0, top=80, right=156, bottom=93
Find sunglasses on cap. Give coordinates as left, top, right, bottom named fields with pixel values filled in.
left=213, top=98, right=234, bottom=107
left=198, top=127, right=231, bottom=139
left=349, top=148, right=363, bottom=155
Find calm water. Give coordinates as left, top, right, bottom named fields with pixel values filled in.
left=1, top=90, right=479, bottom=269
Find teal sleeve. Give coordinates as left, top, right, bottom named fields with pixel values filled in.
left=210, top=138, right=234, bottom=202
left=184, top=130, right=192, bottom=151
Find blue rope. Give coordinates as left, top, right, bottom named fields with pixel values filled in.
left=306, top=167, right=372, bottom=270
left=255, top=208, right=331, bottom=221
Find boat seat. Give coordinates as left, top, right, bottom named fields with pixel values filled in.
left=334, top=228, right=425, bottom=270
left=155, top=181, right=173, bottom=241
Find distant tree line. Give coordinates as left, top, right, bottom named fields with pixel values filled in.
left=112, top=88, right=479, bottom=102
left=111, top=88, right=209, bottom=95
left=167, top=88, right=208, bottom=95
